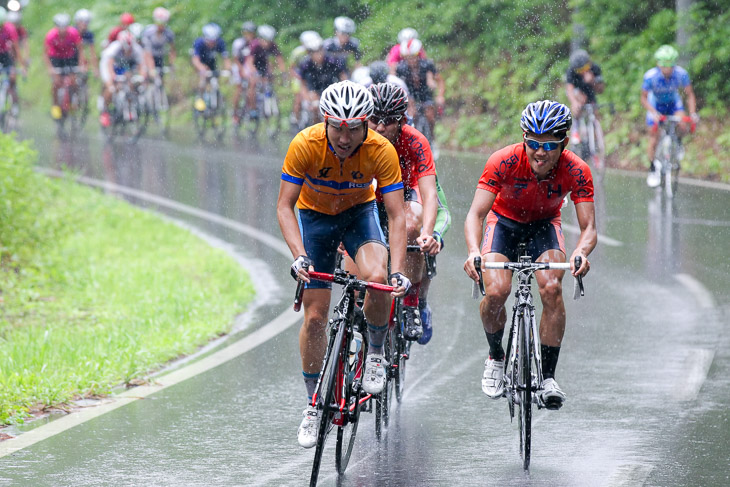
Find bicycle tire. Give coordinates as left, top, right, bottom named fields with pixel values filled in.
left=375, top=325, right=396, bottom=439
left=310, top=319, right=345, bottom=487
left=518, top=312, right=532, bottom=471
left=335, top=322, right=362, bottom=472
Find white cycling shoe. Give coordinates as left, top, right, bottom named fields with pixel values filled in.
left=539, top=378, right=566, bottom=410
left=646, top=163, right=661, bottom=188
left=481, top=356, right=505, bottom=399
left=297, top=405, right=319, bottom=448
left=362, top=354, right=387, bottom=394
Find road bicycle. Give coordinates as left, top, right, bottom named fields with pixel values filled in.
left=234, top=77, right=281, bottom=140
left=473, top=246, right=584, bottom=471
left=103, top=73, right=147, bottom=143
left=652, top=115, right=695, bottom=198
left=572, top=103, right=611, bottom=181
left=52, top=66, right=85, bottom=139
left=293, top=269, right=395, bottom=486
left=0, top=67, right=17, bottom=133
left=144, top=66, right=171, bottom=138
left=374, top=245, right=437, bottom=440
left=193, top=70, right=228, bottom=143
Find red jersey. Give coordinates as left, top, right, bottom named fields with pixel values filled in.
left=376, top=124, right=436, bottom=201
left=44, top=27, right=81, bottom=59
left=108, top=26, right=126, bottom=43
left=0, top=23, right=18, bottom=54
left=477, top=143, right=594, bottom=223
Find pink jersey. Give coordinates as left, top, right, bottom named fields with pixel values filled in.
left=477, top=143, right=594, bottom=223
left=0, top=23, right=18, bottom=54
left=45, top=27, right=81, bottom=59
left=386, top=44, right=426, bottom=66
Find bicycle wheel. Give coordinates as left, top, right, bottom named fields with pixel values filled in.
left=335, top=324, right=362, bottom=472
left=394, top=322, right=410, bottom=402
left=518, top=313, right=532, bottom=471
left=375, top=325, right=396, bottom=439
left=310, top=319, right=345, bottom=487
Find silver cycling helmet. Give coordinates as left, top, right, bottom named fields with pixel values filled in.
left=397, top=27, right=418, bottom=44
left=74, top=8, right=92, bottom=24
left=368, top=61, right=389, bottom=84
left=520, top=100, right=572, bottom=138
left=320, top=80, right=374, bottom=122
left=334, top=16, right=356, bottom=35
left=202, top=23, right=221, bottom=41
left=257, top=24, right=276, bottom=42
left=569, top=49, right=591, bottom=70
left=53, top=13, right=71, bottom=28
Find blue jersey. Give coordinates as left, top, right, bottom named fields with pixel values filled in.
left=192, top=37, right=228, bottom=69
left=80, top=30, right=94, bottom=45
left=641, top=66, right=690, bottom=108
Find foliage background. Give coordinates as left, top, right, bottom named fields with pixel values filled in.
left=19, top=0, right=730, bottom=179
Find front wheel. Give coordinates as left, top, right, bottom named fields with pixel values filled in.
left=518, top=315, right=532, bottom=471
left=375, top=326, right=396, bottom=439
left=335, top=346, right=362, bottom=473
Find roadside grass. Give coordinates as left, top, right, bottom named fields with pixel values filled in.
left=0, top=135, right=254, bottom=425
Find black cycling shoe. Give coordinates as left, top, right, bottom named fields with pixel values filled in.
left=402, top=306, right=423, bottom=341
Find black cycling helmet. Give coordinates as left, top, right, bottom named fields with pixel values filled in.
left=369, top=61, right=389, bottom=85
left=368, top=83, right=408, bottom=119
left=569, top=49, right=591, bottom=70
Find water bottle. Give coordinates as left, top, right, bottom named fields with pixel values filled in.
left=348, top=330, right=363, bottom=382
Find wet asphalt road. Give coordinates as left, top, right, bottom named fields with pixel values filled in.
left=1, top=128, right=729, bottom=486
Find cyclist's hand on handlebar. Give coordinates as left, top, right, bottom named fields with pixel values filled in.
left=389, top=272, right=411, bottom=297
left=690, top=112, right=700, bottom=124
left=570, top=251, right=590, bottom=277
left=291, top=255, right=314, bottom=283
left=417, top=233, right=439, bottom=255
left=463, top=251, right=482, bottom=282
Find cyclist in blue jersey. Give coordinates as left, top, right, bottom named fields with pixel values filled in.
left=191, top=23, right=230, bottom=90
left=74, top=9, right=98, bottom=76
left=641, top=45, right=698, bottom=188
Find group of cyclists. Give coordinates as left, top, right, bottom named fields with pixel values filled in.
left=278, top=43, right=699, bottom=453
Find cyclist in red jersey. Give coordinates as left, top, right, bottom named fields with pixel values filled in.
left=107, top=12, right=134, bottom=44
left=7, top=11, right=27, bottom=76
left=366, top=83, right=440, bottom=342
left=464, top=100, right=596, bottom=410
left=0, top=8, right=21, bottom=112
left=44, top=14, right=85, bottom=118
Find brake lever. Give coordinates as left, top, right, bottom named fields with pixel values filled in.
left=293, top=279, right=305, bottom=311
left=573, top=256, right=585, bottom=299
left=472, top=256, right=486, bottom=299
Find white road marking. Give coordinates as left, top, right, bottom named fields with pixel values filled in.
left=563, top=223, right=623, bottom=247
left=674, top=273, right=716, bottom=309
left=0, top=172, right=301, bottom=458
left=675, top=348, right=715, bottom=402
left=605, top=463, right=655, bottom=487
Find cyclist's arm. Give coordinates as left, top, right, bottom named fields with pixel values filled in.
left=417, top=174, right=439, bottom=254
left=191, top=55, right=207, bottom=74
left=276, top=180, right=307, bottom=259
left=168, top=41, right=177, bottom=66
left=640, top=89, right=659, bottom=119
left=683, top=83, right=697, bottom=117
left=571, top=201, right=596, bottom=276
left=275, top=54, right=286, bottom=77
left=432, top=176, right=451, bottom=245
left=463, top=188, right=497, bottom=280
left=382, top=188, right=407, bottom=276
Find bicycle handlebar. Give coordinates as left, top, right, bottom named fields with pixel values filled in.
left=293, top=270, right=397, bottom=312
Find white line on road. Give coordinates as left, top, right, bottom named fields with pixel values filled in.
left=675, top=348, right=715, bottom=402
left=674, top=273, right=717, bottom=309
left=0, top=172, right=301, bottom=459
left=605, top=463, right=655, bottom=487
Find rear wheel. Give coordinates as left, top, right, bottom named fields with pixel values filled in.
left=518, top=314, right=532, bottom=472
left=310, top=321, right=345, bottom=487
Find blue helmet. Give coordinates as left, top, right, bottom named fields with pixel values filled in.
left=520, top=100, right=572, bottom=138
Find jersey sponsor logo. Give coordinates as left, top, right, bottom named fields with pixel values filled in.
left=405, top=134, right=428, bottom=164
left=495, top=154, right=520, bottom=179
left=546, top=184, right=562, bottom=199
left=564, top=159, right=589, bottom=188
left=486, top=178, right=498, bottom=187
left=351, top=170, right=363, bottom=180
left=318, top=167, right=333, bottom=178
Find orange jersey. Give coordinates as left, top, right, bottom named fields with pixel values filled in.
left=282, top=124, right=403, bottom=215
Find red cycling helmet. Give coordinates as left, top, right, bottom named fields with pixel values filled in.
left=120, top=12, right=134, bottom=25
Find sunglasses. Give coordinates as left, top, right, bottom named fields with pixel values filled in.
left=326, top=115, right=366, bottom=129
left=575, top=62, right=592, bottom=74
left=369, top=115, right=403, bottom=126
left=524, top=137, right=563, bottom=152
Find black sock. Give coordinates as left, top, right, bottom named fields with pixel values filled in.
left=541, top=345, right=561, bottom=379
left=485, top=329, right=505, bottom=361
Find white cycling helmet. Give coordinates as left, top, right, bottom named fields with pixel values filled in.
left=399, top=38, right=422, bottom=57
left=117, top=30, right=134, bottom=49
left=320, top=80, right=374, bottom=122
left=257, top=24, right=276, bottom=42
left=53, top=13, right=71, bottom=28
left=129, top=22, right=144, bottom=40
left=397, top=28, right=418, bottom=44
left=202, top=23, right=221, bottom=41
left=74, top=9, right=92, bottom=24
left=153, top=7, right=170, bottom=24
left=299, top=30, right=318, bottom=45
left=334, top=16, right=356, bottom=35
left=302, top=31, right=323, bottom=52
left=7, top=10, right=20, bottom=24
